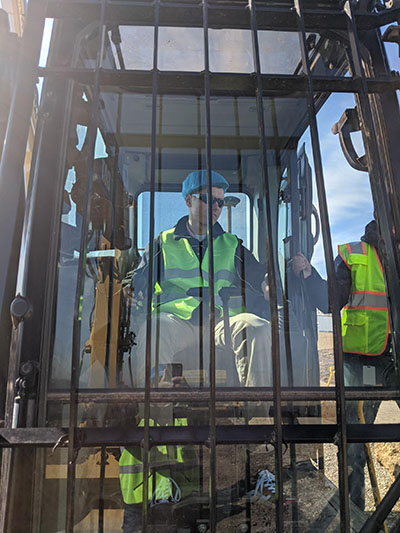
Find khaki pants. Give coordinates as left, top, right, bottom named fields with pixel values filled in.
left=132, top=312, right=272, bottom=388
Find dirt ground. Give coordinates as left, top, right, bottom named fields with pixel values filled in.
left=215, top=333, right=400, bottom=531
left=318, top=331, right=335, bottom=386
left=318, top=332, right=400, bottom=526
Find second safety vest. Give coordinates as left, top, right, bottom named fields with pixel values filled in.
left=338, top=241, right=389, bottom=356
left=153, top=228, right=245, bottom=319
left=119, top=417, right=200, bottom=505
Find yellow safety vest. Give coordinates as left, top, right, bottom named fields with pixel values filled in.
left=338, top=241, right=389, bottom=356
left=119, top=418, right=199, bottom=505
left=153, top=228, right=245, bottom=319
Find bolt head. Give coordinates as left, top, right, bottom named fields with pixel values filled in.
left=10, top=295, right=31, bottom=321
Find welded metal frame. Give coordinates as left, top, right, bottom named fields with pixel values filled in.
left=0, top=0, right=399, bottom=532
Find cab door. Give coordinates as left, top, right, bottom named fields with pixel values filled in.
left=277, top=144, right=320, bottom=388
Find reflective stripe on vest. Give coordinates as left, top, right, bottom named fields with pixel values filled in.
left=153, top=228, right=245, bottom=320
left=119, top=418, right=199, bottom=505
left=338, top=241, right=389, bottom=356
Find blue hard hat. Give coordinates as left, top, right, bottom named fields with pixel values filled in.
left=182, top=170, right=229, bottom=198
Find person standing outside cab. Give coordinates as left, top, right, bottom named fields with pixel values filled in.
left=337, top=219, right=392, bottom=511
left=294, top=219, right=393, bottom=511
left=120, top=170, right=274, bottom=532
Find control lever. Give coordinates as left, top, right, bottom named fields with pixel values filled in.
left=332, top=107, right=367, bottom=172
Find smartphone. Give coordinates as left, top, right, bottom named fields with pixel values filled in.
left=165, top=363, right=183, bottom=379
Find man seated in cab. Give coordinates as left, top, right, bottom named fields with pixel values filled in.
left=120, top=170, right=315, bottom=531
left=125, top=169, right=272, bottom=388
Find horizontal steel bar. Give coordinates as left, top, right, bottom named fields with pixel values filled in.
left=108, top=132, right=298, bottom=150
left=0, top=427, right=67, bottom=447
left=37, top=67, right=400, bottom=94
left=46, top=386, right=400, bottom=403
left=45, top=1, right=400, bottom=32
left=1, top=424, right=400, bottom=448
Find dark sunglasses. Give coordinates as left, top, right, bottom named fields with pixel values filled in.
left=191, top=193, right=225, bottom=208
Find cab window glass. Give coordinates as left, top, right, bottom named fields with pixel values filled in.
left=137, top=191, right=251, bottom=253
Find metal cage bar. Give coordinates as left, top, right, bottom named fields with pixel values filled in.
left=3, top=423, right=400, bottom=448
left=202, top=0, right=218, bottom=528
left=65, top=2, right=107, bottom=531
left=248, top=1, right=285, bottom=530
left=44, top=385, right=400, bottom=403
left=35, top=68, right=400, bottom=94
left=142, top=1, right=160, bottom=529
left=293, top=0, right=350, bottom=530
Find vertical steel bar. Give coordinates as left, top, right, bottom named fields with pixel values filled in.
left=202, top=0, right=217, bottom=529
left=286, top=153, right=300, bottom=531
left=283, top=261, right=299, bottom=533
left=65, top=2, right=107, bottom=530
left=279, top=122, right=299, bottom=533
left=142, top=2, right=160, bottom=530
left=245, top=446, right=251, bottom=524
left=248, top=1, right=284, bottom=530
left=98, top=447, right=106, bottom=533
left=293, top=1, right=350, bottom=531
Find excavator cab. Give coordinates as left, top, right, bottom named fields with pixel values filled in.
left=0, top=0, right=400, bottom=531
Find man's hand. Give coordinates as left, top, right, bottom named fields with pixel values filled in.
left=291, top=253, right=312, bottom=279
left=159, top=372, right=189, bottom=389
left=123, top=286, right=144, bottom=308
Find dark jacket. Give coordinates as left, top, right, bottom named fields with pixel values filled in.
left=302, top=266, right=331, bottom=314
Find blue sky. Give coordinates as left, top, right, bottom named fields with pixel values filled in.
left=309, top=34, right=399, bottom=276
left=301, top=92, right=375, bottom=276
